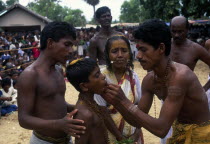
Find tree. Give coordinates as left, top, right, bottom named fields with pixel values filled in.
left=120, top=0, right=141, bottom=22
left=138, top=0, right=210, bottom=20
left=83, top=0, right=99, bottom=18
left=0, top=0, right=6, bottom=12
left=6, top=0, right=19, bottom=7
left=28, top=0, right=86, bottom=26
left=180, top=0, right=210, bottom=19
left=138, top=0, right=180, bottom=21
left=64, top=9, right=86, bottom=27
left=28, top=0, right=60, bottom=18
left=120, top=0, right=210, bottom=22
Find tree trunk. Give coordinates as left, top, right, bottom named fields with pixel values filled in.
left=93, top=5, right=95, bottom=19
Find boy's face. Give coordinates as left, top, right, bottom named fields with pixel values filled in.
left=85, top=66, right=107, bottom=95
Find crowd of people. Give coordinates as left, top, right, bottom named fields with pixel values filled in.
left=0, top=5, right=210, bottom=144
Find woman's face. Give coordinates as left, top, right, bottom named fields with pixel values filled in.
left=109, top=39, right=130, bottom=70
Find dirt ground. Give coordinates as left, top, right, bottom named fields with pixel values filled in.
left=0, top=60, right=209, bottom=144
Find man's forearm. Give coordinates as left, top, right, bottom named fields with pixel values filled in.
left=114, top=99, right=169, bottom=138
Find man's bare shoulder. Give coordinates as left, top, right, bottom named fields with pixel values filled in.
left=188, top=39, right=205, bottom=51
left=18, top=64, right=38, bottom=81
left=173, top=62, right=196, bottom=83
left=90, top=34, right=98, bottom=43
left=142, top=71, right=155, bottom=90
left=143, top=71, right=155, bottom=81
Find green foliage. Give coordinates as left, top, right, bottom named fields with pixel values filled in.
left=0, top=0, right=6, bottom=12
left=120, top=0, right=210, bottom=22
left=27, top=0, right=86, bottom=27
left=6, top=0, right=19, bottom=7
left=114, top=138, right=134, bottom=144
left=83, top=0, right=99, bottom=6
left=0, top=0, right=20, bottom=12
left=28, top=0, right=61, bottom=19
left=64, top=9, right=86, bottom=27
left=180, top=0, right=210, bottom=19
left=87, top=17, right=96, bottom=24
left=120, top=0, right=141, bottom=22
left=139, top=0, right=180, bottom=21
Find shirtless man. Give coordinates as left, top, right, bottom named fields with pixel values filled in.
left=88, top=6, right=123, bottom=65
left=170, top=16, right=210, bottom=91
left=17, top=22, right=86, bottom=144
left=101, top=19, right=210, bottom=143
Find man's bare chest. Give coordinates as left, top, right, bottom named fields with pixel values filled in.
left=171, top=49, right=197, bottom=68
left=36, top=74, right=65, bottom=97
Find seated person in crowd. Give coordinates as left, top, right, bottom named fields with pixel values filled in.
left=0, top=78, right=17, bottom=116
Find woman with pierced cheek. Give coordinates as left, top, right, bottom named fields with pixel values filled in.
left=94, top=35, right=144, bottom=144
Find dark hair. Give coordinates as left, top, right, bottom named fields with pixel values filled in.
left=66, top=58, right=98, bottom=92
left=40, top=21, right=76, bottom=50
left=1, top=78, right=11, bottom=88
left=105, top=35, right=133, bottom=71
left=95, top=6, right=111, bottom=19
left=9, top=70, right=19, bottom=77
left=133, top=19, right=171, bottom=56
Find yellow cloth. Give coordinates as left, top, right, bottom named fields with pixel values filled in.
left=167, top=120, right=210, bottom=144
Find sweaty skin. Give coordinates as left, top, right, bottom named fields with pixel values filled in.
left=101, top=37, right=210, bottom=138
left=170, top=16, right=210, bottom=91
left=18, top=36, right=85, bottom=139
left=89, top=11, right=123, bottom=65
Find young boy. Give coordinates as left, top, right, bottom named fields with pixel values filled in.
left=66, top=58, right=124, bottom=144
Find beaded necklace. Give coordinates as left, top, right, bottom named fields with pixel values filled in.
left=79, top=95, right=110, bottom=144
left=153, top=58, right=171, bottom=100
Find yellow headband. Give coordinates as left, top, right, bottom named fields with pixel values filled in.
left=111, top=34, right=125, bottom=38
left=69, top=58, right=83, bottom=65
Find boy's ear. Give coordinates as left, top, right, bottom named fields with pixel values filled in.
left=159, top=43, right=165, bottom=54
left=79, top=83, right=89, bottom=92
left=47, top=38, right=54, bottom=49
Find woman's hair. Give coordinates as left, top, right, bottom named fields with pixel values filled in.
left=105, top=35, right=134, bottom=71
